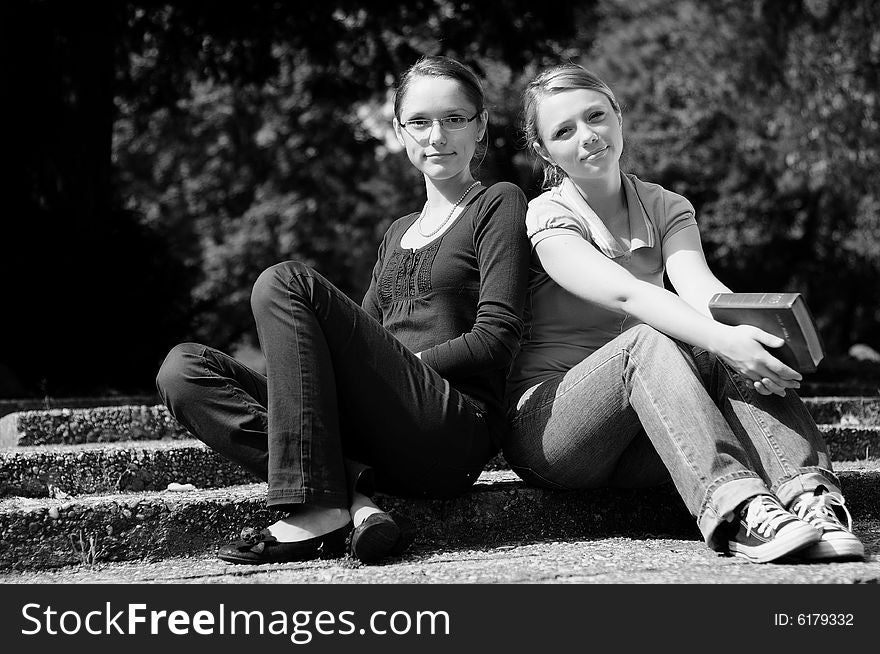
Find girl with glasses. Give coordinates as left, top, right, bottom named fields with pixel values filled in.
left=504, top=63, right=863, bottom=563
left=156, top=55, right=530, bottom=565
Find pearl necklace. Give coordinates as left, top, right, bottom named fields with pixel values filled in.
left=417, top=182, right=481, bottom=238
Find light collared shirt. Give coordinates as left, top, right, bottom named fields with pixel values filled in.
left=507, top=173, right=698, bottom=404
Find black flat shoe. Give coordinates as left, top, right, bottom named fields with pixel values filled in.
left=349, top=511, right=416, bottom=564
left=388, top=511, right=416, bottom=556
left=219, top=522, right=352, bottom=565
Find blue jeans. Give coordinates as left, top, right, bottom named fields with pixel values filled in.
left=504, top=324, right=839, bottom=550
left=157, top=261, right=492, bottom=511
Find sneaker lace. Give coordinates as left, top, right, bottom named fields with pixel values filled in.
left=743, top=495, right=794, bottom=538
left=792, top=491, right=853, bottom=532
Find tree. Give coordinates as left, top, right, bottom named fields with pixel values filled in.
left=112, top=0, right=582, bottom=363
left=1, top=0, right=192, bottom=396
left=581, top=0, right=880, bottom=353
left=1, top=0, right=583, bottom=395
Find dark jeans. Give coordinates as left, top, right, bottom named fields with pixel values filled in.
left=156, top=261, right=492, bottom=511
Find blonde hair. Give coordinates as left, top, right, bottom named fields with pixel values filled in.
left=522, top=64, right=622, bottom=189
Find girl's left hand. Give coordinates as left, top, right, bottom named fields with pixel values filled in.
left=714, top=324, right=802, bottom=397
left=752, top=377, right=787, bottom=396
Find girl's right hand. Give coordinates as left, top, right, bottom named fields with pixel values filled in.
left=713, top=324, right=802, bottom=397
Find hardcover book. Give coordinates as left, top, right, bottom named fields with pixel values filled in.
left=708, top=292, right=825, bottom=373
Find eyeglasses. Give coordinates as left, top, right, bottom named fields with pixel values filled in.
left=400, top=114, right=479, bottom=140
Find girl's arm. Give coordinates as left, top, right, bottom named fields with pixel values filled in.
left=663, top=227, right=731, bottom=316
left=418, top=183, right=530, bottom=377
left=361, top=233, right=388, bottom=323
left=535, top=234, right=801, bottom=395
left=663, top=226, right=797, bottom=395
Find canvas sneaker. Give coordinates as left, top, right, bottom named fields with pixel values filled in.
left=727, top=494, right=820, bottom=563
left=789, top=486, right=865, bottom=561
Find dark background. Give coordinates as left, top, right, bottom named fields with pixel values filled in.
left=2, top=0, right=878, bottom=398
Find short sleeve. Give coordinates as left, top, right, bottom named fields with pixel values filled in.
left=660, top=191, right=698, bottom=243
left=526, top=196, right=589, bottom=247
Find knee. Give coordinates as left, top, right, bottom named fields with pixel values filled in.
left=624, top=324, right=676, bottom=352
left=619, top=324, right=694, bottom=372
left=251, top=260, right=314, bottom=317
left=156, top=342, right=204, bottom=404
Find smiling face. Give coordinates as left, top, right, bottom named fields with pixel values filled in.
left=393, top=75, right=487, bottom=184
left=533, top=88, right=623, bottom=186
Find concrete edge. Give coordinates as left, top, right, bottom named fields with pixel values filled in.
left=2, top=469, right=878, bottom=571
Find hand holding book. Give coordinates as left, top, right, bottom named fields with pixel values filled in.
left=708, top=293, right=825, bottom=373
left=709, top=322, right=801, bottom=396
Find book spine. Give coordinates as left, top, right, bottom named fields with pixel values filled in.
left=791, top=296, right=825, bottom=363
left=765, top=307, right=815, bottom=370
left=709, top=293, right=798, bottom=309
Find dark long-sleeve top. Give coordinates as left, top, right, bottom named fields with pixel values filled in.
left=361, top=182, right=530, bottom=445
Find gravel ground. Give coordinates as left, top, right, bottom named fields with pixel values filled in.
left=3, top=520, right=878, bottom=585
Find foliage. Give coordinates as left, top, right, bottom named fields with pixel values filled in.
left=583, top=0, right=880, bottom=348
left=112, top=0, right=580, bottom=352
left=3, top=0, right=879, bottom=396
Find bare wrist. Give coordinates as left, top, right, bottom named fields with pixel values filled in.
left=705, top=322, right=730, bottom=356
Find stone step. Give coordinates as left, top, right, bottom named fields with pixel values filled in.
left=819, top=424, right=880, bottom=461
left=0, top=440, right=257, bottom=498
left=3, top=424, right=879, bottom=499
left=801, top=396, right=880, bottom=425
left=4, top=398, right=879, bottom=449
left=2, top=464, right=878, bottom=570
left=0, top=405, right=190, bottom=447
left=0, top=395, right=158, bottom=418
